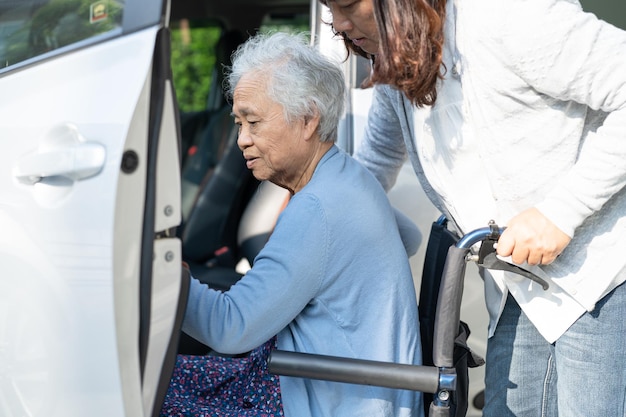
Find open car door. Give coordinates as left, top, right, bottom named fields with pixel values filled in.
left=0, top=0, right=184, bottom=416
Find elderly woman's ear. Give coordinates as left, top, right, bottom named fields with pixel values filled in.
left=302, top=109, right=322, bottom=141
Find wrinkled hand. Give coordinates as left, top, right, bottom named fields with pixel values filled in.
left=496, top=208, right=571, bottom=265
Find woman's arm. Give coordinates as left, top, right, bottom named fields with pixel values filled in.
left=353, top=85, right=409, bottom=192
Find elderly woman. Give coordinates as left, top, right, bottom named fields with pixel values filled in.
left=170, top=31, right=423, bottom=417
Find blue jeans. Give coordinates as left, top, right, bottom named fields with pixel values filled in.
left=483, top=282, right=626, bottom=417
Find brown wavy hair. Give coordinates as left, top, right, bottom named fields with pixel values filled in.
left=320, top=0, right=446, bottom=107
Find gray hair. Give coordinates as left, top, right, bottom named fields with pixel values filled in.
left=226, top=31, right=346, bottom=143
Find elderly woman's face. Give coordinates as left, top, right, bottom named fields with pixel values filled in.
left=233, top=73, right=315, bottom=192
left=326, top=0, right=379, bottom=55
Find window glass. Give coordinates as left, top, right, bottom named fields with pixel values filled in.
left=170, top=11, right=310, bottom=113
left=260, top=11, right=309, bottom=34
left=169, top=20, right=222, bottom=113
left=0, top=0, right=124, bottom=71
left=580, top=0, right=626, bottom=29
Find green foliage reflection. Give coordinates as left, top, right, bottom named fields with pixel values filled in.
left=2, top=0, right=123, bottom=68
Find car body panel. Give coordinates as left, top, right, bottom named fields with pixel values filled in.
left=0, top=0, right=183, bottom=414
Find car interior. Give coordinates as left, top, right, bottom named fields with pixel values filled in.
left=169, top=0, right=310, bottom=355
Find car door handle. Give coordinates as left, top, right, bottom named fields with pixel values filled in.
left=14, top=141, right=106, bottom=185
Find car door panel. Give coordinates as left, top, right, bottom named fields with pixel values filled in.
left=0, top=1, right=183, bottom=415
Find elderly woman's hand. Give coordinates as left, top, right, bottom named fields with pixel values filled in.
left=496, top=207, right=571, bottom=266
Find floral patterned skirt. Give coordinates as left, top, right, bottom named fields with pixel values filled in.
left=160, top=336, right=283, bottom=417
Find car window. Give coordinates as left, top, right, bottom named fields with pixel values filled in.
left=170, top=12, right=309, bottom=113
left=260, top=11, right=309, bottom=35
left=580, top=0, right=626, bottom=29
left=0, top=0, right=124, bottom=72
left=169, top=19, right=222, bottom=112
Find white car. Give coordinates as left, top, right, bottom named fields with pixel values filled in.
left=0, top=0, right=623, bottom=416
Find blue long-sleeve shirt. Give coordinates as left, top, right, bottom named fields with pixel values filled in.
left=183, top=145, right=423, bottom=417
